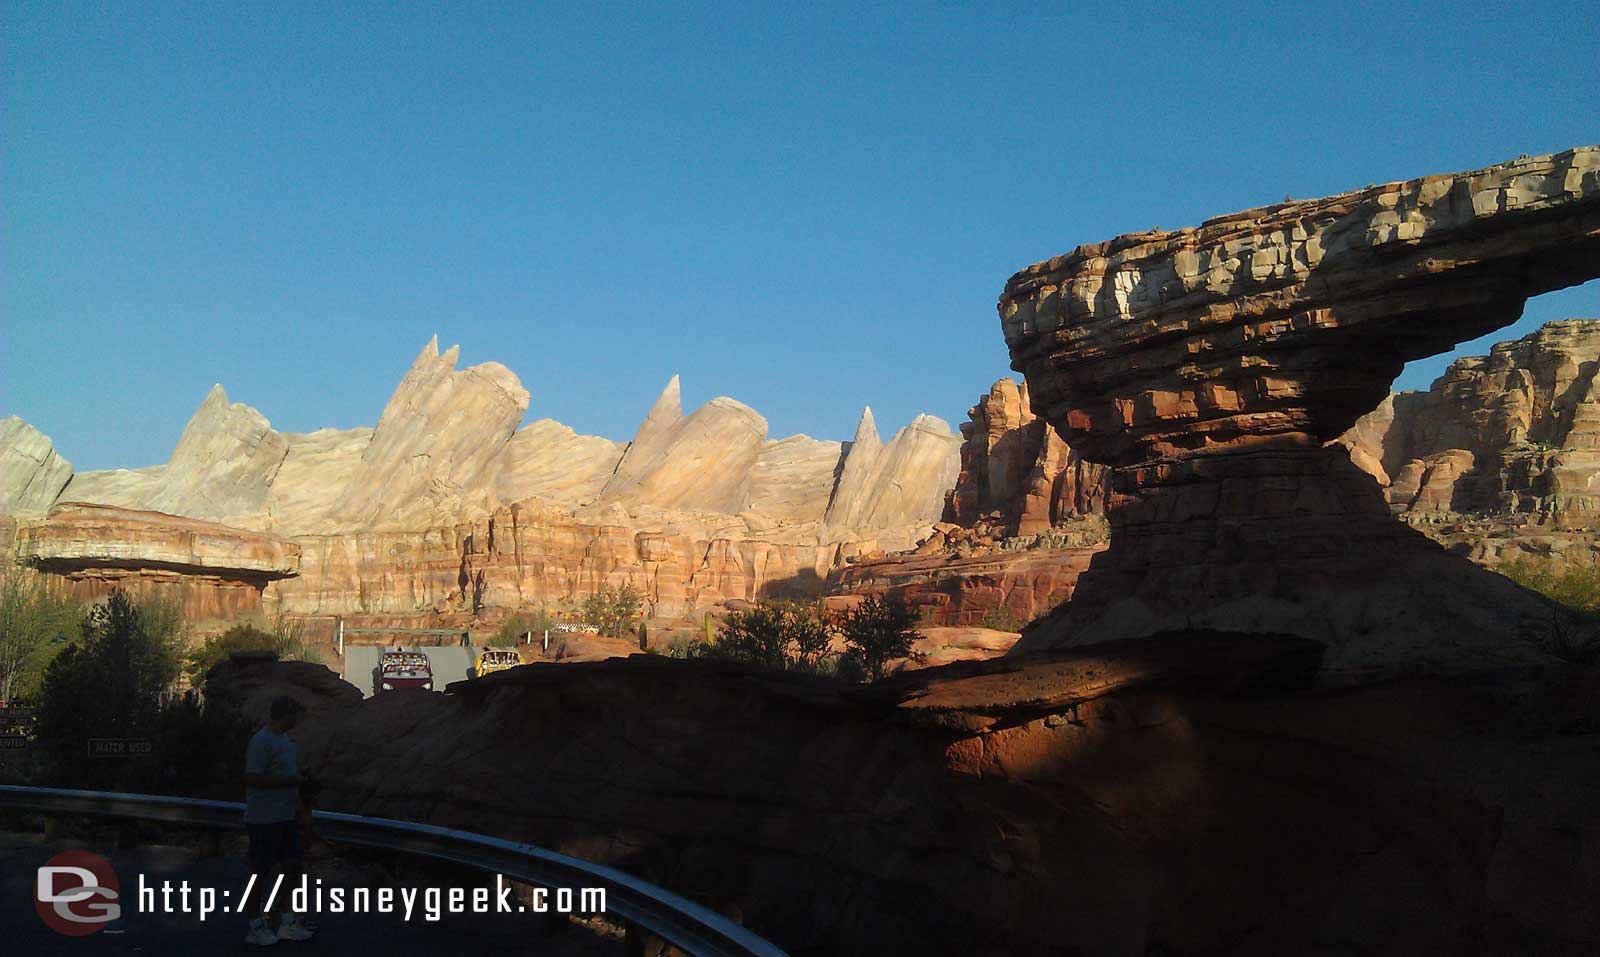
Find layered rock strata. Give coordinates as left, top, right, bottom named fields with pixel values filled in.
left=1342, top=319, right=1600, bottom=547
left=13, top=503, right=300, bottom=621
left=1000, top=146, right=1600, bottom=676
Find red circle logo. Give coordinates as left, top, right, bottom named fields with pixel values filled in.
left=34, top=849, right=121, bottom=936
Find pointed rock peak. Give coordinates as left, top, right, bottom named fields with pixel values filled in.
left=440, top=344, right=461, bottom=370
left=203, top=383, right=230, bottom=406
left=852, top=406, right=881, bottom=449
left=411, top=335, right=441, bottom=369
left=646, top=375, right=684, bottom=424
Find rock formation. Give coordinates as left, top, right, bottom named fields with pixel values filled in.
left=944, top=378, right=1108, bottom=537
left=827, top=378, right=1109, bottom=627
left=3, top=340, right=961, bottom=623
left=267, top=641, right=1600, bottom=954
left=823, top=410, right=961, bottom=529
left=13, top=503, right=300, bottom=621
left=0, top=417, right=73, bottom=516
left=1000, top=145, right=1600, bottom=676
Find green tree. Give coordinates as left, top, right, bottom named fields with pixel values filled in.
left=582, top=584, right=644, bottom=638
left=36, top=590, right=184, bottom=787
left=183, top=622, right=278, bottom=684
left=704, top=601, right=834, bottom=672
left=0, top=570, right=81, bottom=704
left=836, top=594, right=923, bottom=681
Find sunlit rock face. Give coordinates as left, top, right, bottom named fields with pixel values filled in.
left=1343, top=319, right=1600, bottom=524
left=4, top=341, right=961, bottom=621
left=1000, top=146, right=1600, bottom=677
left=0, top=417, right=73, bottom=517
left=13, top=503, right=300, bottom=622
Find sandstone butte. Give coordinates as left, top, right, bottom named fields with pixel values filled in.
left=996, top=144, right=1600, bottom=678
left=0, top=337, right=961, bottom=627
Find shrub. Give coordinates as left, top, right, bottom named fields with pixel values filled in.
left=837, top=594, right=923, bottom=681
left=182, top=614, right=319, bottom=684
left=1499, top=557, right=1600, bottom=664
left=492, top=608, right=556, bottom=647
left=0, top=570, right=81, bottom=704
left=980, top=605, right=1024, bottom=632
left=700, top=601, right=834, bottom=673
left=1500, top=557, right=1600, bottom=614
left=582, top=584, right=644, bottom=638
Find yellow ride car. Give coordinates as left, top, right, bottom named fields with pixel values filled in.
left=473, top=648, right=522, bottom=678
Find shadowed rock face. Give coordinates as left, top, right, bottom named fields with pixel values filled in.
left=269, top=641, right=1600, bottom=955
left=1000, top=146, right=1600, bottom=676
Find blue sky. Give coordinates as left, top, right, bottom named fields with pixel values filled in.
left=3, top=2, right=1596, bottom=470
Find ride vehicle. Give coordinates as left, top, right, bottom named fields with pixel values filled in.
left=473, top=648, right=521, bottom=677
left=378, top=650, right=434, bottom=692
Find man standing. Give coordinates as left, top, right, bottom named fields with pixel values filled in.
left=242, top=695, right=315, bottom=945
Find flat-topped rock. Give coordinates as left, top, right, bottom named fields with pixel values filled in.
left=999, top=146, right=1600, bottom=678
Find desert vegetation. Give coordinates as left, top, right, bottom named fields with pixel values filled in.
left=1498, top=557, right=1600, bottom=664
left=0, top=569, right=81, bottom=705
left=582, top=583, right=645, bottom=638
left=671, top=594, right=923, bottom=680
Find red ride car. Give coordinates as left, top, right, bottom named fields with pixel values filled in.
left=378, top=650, right=434, bottom=692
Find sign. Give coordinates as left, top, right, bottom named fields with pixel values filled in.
left=0, top=707, right=38, bottom=720
left=0, top=735, right=28, bottom=750
left=86, top=738, right=153, bottom=758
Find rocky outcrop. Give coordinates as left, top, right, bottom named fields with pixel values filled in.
left=829, top=534, right=1103, bottom=626
left=945, top=378, right=1108, bottom=537
left=13, top=503, right=300, bottom=622
left=324, top=338, right=530, bottom=531
left=824, top=410, right=961, bottom=529
left=601, top=381, right=768, bottom=514
left=1001, top=145, right=1600, bottom=677
left=491, top=419, right=623, bottom=507
left=1343, top=319, right=1600, bottom=526
left=203, top=651, right=362, bottom=722
left=278, top=638, right=1600, bottom=955
left=0, top=417, right=73, bottom=517
left=62, top=385, right=291, bottom=525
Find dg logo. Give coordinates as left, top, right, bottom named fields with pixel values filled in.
left=34, top=849, right=121, bottom=936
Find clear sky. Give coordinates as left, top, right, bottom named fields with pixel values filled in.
left=3, top=2, right=1597, bottom=470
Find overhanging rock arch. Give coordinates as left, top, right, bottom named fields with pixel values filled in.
left=999, top=146, right=1600, bottom=678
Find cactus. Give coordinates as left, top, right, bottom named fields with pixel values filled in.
left=704, top=610, right=715, bottom=645
left=638, top=621, right=649, bottom=651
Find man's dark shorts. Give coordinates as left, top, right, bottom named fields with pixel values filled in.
left=247, top=820, right=300, bottom=871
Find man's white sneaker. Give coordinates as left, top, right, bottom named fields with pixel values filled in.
left=245, top=917, right=279, bottom=946
left=277, top=913, right=315, bottom=941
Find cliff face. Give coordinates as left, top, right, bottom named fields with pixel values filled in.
left=944, top=377, right=1108, bottom=537
left=1343, top=320, right=1600, bottom=520
left=998, top=145, right=1600, bottom=677
left=12, top=503, right=299, bottom=621
left=2, top=340, right=961, bottom=621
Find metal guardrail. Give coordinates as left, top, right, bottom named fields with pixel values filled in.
left=0, top=785, right=787, bottom=957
